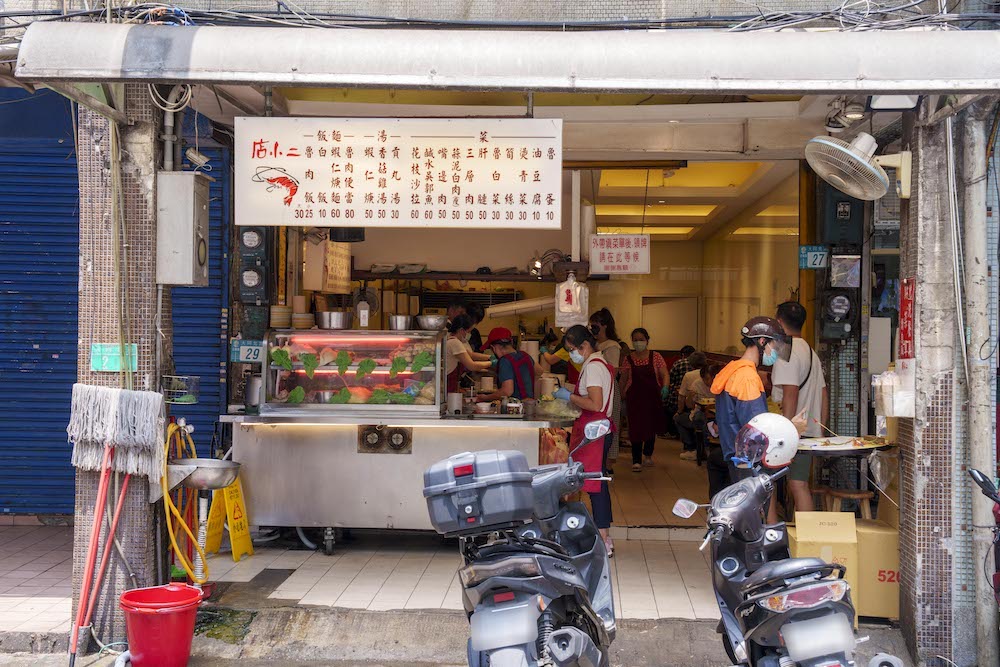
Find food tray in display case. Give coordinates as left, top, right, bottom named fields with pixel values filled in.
left=263, top=330, right=445, bottom=414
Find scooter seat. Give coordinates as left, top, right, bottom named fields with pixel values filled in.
left=740, top=558, right=831, bottom=594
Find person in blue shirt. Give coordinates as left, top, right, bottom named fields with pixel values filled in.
left=476, top=327, right=535, bottom=402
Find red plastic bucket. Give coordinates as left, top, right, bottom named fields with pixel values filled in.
left=120, top=584, right=202, bottom=667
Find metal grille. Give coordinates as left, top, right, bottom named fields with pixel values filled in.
left=0, top=137, right=79, bottom=514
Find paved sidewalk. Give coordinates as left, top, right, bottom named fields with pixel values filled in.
left=0, top=526, right=73, bottom=635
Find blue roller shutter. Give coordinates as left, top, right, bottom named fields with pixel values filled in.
left=0, top=137, right=79, bottom=514
left=170, top=143, right=230, bottom=452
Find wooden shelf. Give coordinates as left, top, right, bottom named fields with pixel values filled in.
left=352, top=270, right=607, bottom=283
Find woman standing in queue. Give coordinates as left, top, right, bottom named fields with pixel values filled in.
left=445, top=314, right=491, bottom=393
left=553, top=325, right=616, bottom=556
left=619, top=328, right=669, bottom=472
left=589, top=308, right=625, bottom=471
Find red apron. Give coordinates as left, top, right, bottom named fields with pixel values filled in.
left=570, top=357, right=616, bottom=494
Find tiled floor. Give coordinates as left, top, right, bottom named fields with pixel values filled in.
left=608, top=435, right=711, bottom=528
left=207, top=533, right=720, bottom=621
left=0, top=525, right=73, bottom=633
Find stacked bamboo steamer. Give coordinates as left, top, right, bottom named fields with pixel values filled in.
left=270, top=305, right=292, bottom=328
left=291, top=294, right=315, bottom=329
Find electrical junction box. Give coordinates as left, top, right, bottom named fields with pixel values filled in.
left=156, top=171, right=211, bottom=286
left=238, top=226, right=269, bottom=305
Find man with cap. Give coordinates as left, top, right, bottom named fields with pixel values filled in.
left=476, top=327, right=536, bottom=402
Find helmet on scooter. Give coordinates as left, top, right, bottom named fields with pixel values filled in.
left=732, top=413, right=800, bottom=469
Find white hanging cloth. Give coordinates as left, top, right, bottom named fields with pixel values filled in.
left=555, top=273, right=589, bottom=328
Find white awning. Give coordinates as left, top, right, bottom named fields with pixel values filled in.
left=14, top=22, right=1000, bottom=93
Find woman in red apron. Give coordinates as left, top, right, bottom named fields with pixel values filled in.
left=445, top=314, right=491, bottom=393
left=620, top=327, right=668, bottom=472
left=553, top=325, right=616, bottom=556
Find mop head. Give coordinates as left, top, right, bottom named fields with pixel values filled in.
left=67, top=384, right=165, bottom=481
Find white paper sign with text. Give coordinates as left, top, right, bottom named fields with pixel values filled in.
left=235, top=117, right=562, bottom=228
left=589, top=234, right=651, bottom=274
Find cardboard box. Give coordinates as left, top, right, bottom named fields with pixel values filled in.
left=855, top=519, right=900, bottom=620
left=878, top=473, right=900, bottom=529
left=788, top=512, right=858, bottom=625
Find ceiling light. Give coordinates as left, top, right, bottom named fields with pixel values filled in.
left=867, top=95, right=920, bottom=111
left=731, top=227, right=799, bottom=236
left=844, top=103, right=866, bottom=121
left=597, top=227, right=693, bottom=236
left=658, top=200, right=666, bottom=204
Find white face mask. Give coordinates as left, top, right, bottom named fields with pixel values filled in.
left=633, top=340, right=648, bottom=352
left=569, top=349, right=585, bottom=364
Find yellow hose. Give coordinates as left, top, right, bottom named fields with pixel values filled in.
left=162, top=422, right=209, bottom=584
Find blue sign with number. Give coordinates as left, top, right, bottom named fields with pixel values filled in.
left=229, top=339, right=265, bottom=363
left=799, top=245, right=830, bottom=269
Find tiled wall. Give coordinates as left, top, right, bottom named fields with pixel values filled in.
left=73, top=84, right=164, bottom=642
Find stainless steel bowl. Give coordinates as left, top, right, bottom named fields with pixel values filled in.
left=387, top=315, right=412, bottom=331
left=317, top=311, right=353, bottom=329
left=416, top=314, right=448, bottom=330
left=168, top=458, right=241, bottom=490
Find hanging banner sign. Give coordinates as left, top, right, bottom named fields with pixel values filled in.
left=589, top=234, right=651, bottom=274
left=898, top=277, right=916, bottom=359
left=323, top=241, right=352, bottom=294
left=235, top=117, right=563, bottom=229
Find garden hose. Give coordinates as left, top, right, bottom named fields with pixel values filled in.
left=162, top=422, right=208, bottom=584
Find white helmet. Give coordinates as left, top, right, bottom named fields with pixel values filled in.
left=733, top=413, right=800, bottom=469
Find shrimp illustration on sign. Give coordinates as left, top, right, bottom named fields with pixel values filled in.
left=252, top=166, right=299, bottom=206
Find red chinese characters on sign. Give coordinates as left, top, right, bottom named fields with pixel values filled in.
left=589, top=234, right=651, bottom=275
left=898, top=277, right=916, bottom=359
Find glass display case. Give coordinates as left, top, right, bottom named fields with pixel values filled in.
left=263, top=330, right=445, bottom=414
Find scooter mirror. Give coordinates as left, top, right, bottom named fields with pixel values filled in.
left=583, top=420, right=611, bottom=442
left=970, top=469, right=1000, bottom=499
left=672, top=498, right=699, bottom=519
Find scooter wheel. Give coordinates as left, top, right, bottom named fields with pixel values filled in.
left=868, top=654, right=905, bottom=667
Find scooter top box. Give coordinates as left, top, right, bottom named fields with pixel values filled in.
left=423, top=450, right=535, bottom=537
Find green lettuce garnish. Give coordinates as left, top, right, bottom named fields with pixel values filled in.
left=335, top=350, right=352, bottom=375
left=286, top=386, right=306, bottom=404
left=271, top=348, right=293, bottom=371
left=301, top=353, right=319, bottom=379
left=388, top=392, right=415, bottom=405
left=411, top=350, right=434, bottom=373
left=328, top=388, right=351, bottom=404
left=367, top=388, right=392, bottom=404
left=389, top=356, right=408, bottom=378
left=356, top=358, right=377, bottom=381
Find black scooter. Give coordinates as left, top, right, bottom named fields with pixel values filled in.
left=426, top=421, right=616, bottom=667
left=674, top=466, right=902, bottom=667
left=969, top=468, right=1000, bottom=605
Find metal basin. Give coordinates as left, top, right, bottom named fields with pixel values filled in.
left=387, top=315, right=412, bottom=330
left=317, top=311, right=353, bottom=329
left=416, top=314, right=448, bottom=330
left=168, top=458, right=241, bottom=490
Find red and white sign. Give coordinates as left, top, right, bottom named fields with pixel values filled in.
left=898, top=277, right=915, bottom=359
left=589, top=234, right=651, bottom=275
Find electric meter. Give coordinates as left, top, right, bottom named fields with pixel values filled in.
left=238, top=226, right=269, bottom=305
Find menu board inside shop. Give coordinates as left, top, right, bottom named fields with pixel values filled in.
left=235, top=117, right=563, bottom=229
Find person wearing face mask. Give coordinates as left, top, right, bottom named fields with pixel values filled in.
left=552, top=325, right=616, bottom=556
left=588, top=308, right=624, bottom=471
left=445, top=314, right=492, bottom=393
left=619, top=328, right=668, bottom=472
left=710, top=316, right=795, bottom=487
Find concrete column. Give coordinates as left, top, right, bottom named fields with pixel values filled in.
left=897, top=103, right=960, bottom=666
left=73, top=84, right=165, bottom=647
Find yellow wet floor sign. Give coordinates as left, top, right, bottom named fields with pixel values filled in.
left=205, top=476, right=254, bottom=562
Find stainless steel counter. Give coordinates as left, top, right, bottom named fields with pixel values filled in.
left=222, top=411, right=572, bottom=531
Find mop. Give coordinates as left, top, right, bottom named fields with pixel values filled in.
left=65, top=383, right=165, bottom=667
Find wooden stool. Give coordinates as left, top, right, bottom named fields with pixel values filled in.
left=827, top=489, right=875, bottom=519
left=810, top=486, right=832, bottom=513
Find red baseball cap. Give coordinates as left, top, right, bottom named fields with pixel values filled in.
left=484, top=327, right=514, bottom=348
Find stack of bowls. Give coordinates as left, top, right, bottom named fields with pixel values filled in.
left=292, top=313, right=316, bottom=330
left=270, top=305, right=292, bottom=328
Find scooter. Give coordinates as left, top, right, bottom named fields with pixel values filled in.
left=968, top=468, right=1000, bottom=605
left=674, top=466, right=902, bottom=667
left=424, top=420, right=616, bottom=667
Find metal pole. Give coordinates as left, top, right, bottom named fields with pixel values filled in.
left=570, top=171, right=581, bottom=261
left=960, top=102, right=1000, bottom=667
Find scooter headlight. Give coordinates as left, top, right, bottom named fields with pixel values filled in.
left=757, top=580, right=849, bottom=613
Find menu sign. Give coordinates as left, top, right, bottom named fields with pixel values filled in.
left=898, top=277, right=915, bottom=359
left=323, top=241, right=352, bottom=294
left=235, top=117, right=562, bottom=229
left=589, top=234, right=651, bottom=274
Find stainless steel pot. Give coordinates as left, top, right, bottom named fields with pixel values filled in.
left=387, top=315, right=412, bottom=331
left=317, top=311, right=353, bottom=329
left=416, top=314, right=448, bottom=330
